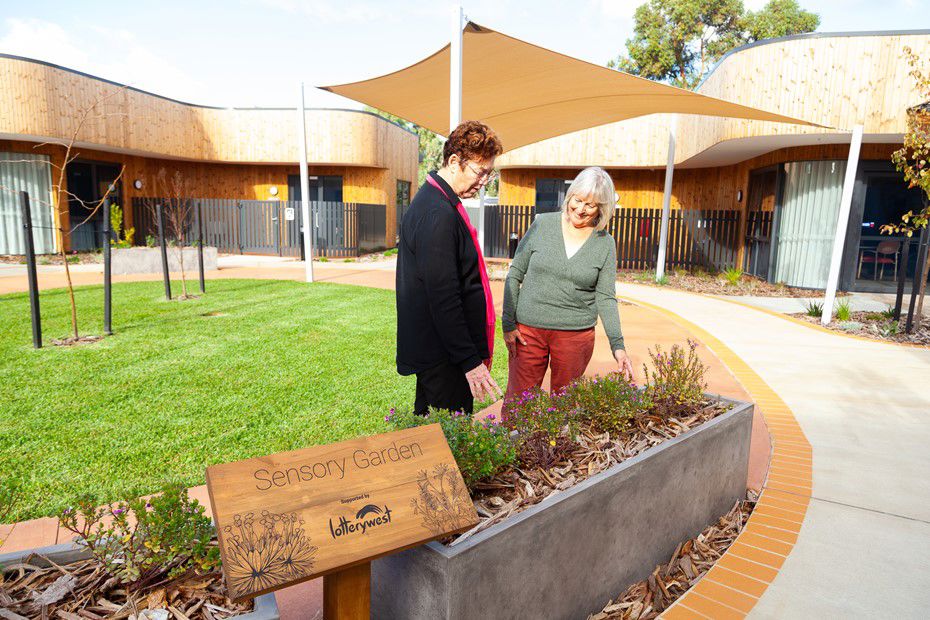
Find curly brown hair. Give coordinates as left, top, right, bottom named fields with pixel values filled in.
left=442, top=120, right=503, bottom=167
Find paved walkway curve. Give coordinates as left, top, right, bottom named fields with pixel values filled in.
left=616, top=283, right=930, bottom=619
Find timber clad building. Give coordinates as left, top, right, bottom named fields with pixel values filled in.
left=495, top=30, right=930, bottom=293
left=0, top=53, right=418, bottom=256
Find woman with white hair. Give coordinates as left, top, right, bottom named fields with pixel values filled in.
left=501, top=166, right=633, bottom=404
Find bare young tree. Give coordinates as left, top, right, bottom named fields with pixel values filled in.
left=146, top=168, right=198, bottom=299
left=0, top=88, right=126, bottom=341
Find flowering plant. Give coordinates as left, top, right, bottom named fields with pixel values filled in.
left=643, top=340, right=708, bottom=418
left=562, top=372, right=650, bottom=435
left=501, top=386, right=577, bottom=442
left=387, top=407, right=516, bottom=487
left=58, top=483, right=219, bottom=589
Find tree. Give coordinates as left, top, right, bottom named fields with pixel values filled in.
left=145, top=168, right=198, bottom=300
left=611, top=0, right=820, bottom=89
left=609, top=0, right=746, bottom=89
left=744, top=0, right=820, bottom=41
left=882, top=47, right=930, bottom=330
left=0, top=88, right=126, bottom=342
left=365, top=107, right=444, bottom=185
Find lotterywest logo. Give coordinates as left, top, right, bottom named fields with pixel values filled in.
left=329, top=504, right=393, bottom=539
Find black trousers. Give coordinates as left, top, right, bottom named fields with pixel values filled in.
left=414, top=360, right=473, bottom=416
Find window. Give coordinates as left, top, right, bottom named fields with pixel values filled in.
left=535, top=178, right=570, bottom=213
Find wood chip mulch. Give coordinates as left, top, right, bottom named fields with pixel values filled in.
left=0, top=547, right=253, bottom=620
left=447, top=400, right=731, bottom=546
left=51, top=335, right=105, bottom=347
left=616, top=270, right=845, bottom=298
left=798, top=311, right=930, bottom=346
left=588, top=497, right=756, bottom=620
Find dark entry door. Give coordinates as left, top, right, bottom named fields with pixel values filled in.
left=66, top=161, right=123, bottom=251
left=743, top=167, right=778, bottom=279
left=287, top=175, right=344, bottom=253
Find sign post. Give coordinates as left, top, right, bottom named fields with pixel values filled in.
left=206, top=425, right=478, bottom=615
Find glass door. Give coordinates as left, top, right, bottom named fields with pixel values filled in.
left=843, top=163, right=926, bottom=292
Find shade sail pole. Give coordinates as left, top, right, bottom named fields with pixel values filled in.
left=297, top=82, right=314, bottom=283
left=655, top=115, right=677, bottom=281
left=821, top=124, right=863, bottom=325
left=450, top=5, right=464, bottom=131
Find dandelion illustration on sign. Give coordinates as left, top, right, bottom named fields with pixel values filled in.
left=222, top=510, right=318, bottom=596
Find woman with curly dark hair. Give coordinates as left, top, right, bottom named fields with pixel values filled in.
left=396, top=120, right=504, bottom=415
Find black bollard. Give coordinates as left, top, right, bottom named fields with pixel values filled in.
left=102, top=198, right=112, bottom=335
left=197, top=201, right=205, bottom=293
left=508, top=232, right=519, bottom=259
left=20, top=192, right=42, bottom=348
left=157, top=203, right=172, bottom=300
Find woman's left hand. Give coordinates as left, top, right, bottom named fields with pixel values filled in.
left=614, top=349, right=635, bottom=382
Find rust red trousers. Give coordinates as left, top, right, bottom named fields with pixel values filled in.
left=504, top=322, right=596, bottom=404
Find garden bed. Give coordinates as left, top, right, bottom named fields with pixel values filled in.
left=0, top=542, right=278, bottom=620
left=616, top=269, right=847, bottom=298
left=798, top=310, right=930, bottom=346
left=374, top=342, right=754, bottom=619
left=373, top=397, right=752, bottom=619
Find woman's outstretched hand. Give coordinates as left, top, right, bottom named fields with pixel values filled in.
left=614, top=349, right=635, bottom=382
left=465, top=362, right=503, bottom=402
left=503, top=328, right=527, bottom=358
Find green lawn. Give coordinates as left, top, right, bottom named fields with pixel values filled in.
left=0, top=279, right=508, bottom=522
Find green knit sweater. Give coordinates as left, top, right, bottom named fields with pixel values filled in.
left=502, top=212, right=624, bottom=351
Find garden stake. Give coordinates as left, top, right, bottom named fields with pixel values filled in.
left=102, top=197, right=112, bottom=335
left=157, top=203, right=172, bottom=300
left=197, top=201, right=205, bottom=293
left=19, top=191, right=41, bottom=348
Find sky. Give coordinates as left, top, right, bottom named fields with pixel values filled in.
left=0, top=0, right=927, bottom=110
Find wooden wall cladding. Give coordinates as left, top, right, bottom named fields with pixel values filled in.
left=498, top=143, right=899, bottom=211
left=497, top=32, right=930, bottom=169
left=0, top=55, right=417, bottom=169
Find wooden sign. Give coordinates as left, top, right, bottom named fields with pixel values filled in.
left=206, top=424, right=478, bottom=601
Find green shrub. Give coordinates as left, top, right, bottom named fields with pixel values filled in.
left=561, top=372, right=650, bottom=436
left=722, top=267, right=742, bottom=285
left=881, top=305, right=896, bottom=320
left=501, top=386, right=575, bottom=441
left=643, top=340, right=708, bottom=418
left=879, top=320, right=900, bottom=338
left=387, top=407, right=516, bottom=488
left=58, top=483, right=219, bottom=588
left=656, top=274, right=669, bottom=286
left=145, top=234, right=157, bottom=248
left=384, top=248, right=398, bottom=257
left=805, top=300, right=824, bottom=317
left=835, top=298, right=852, bottom=322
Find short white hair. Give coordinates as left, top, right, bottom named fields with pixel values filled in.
left=560, top=167, right=616, bottom=231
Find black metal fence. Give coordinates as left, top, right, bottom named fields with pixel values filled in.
left=484, top=205, right=744, bottom=272
left=131, top=198, right=386, bottom=258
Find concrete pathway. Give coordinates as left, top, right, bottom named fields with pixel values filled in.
left=617, top=283, right=930, bottom=619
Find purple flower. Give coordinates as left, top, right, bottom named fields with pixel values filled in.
left=113, top=508, right=124, bottom=515
left=384, top=415, right=391, bottom=422
left=487, top=414, right=496, bottom=421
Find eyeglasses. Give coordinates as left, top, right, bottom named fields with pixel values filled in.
left=464, top=161, right=498, bottom=183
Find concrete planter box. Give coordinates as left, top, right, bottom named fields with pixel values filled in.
left=112, top=246, right=217, bottom=275
left=0, top=542, right=279, bottom=619
left=372, top=396, right=753, bottom=620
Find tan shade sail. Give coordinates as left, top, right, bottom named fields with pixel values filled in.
left=321, top=22, right=826, bottom=152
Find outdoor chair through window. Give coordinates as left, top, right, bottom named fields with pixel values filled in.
left=857, top=239, right=901, bottom=281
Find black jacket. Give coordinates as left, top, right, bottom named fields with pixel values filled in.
left=396, top=172, right=488, bottom=375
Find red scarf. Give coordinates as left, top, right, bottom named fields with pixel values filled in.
left=426, top=174, right=495, bottom=369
